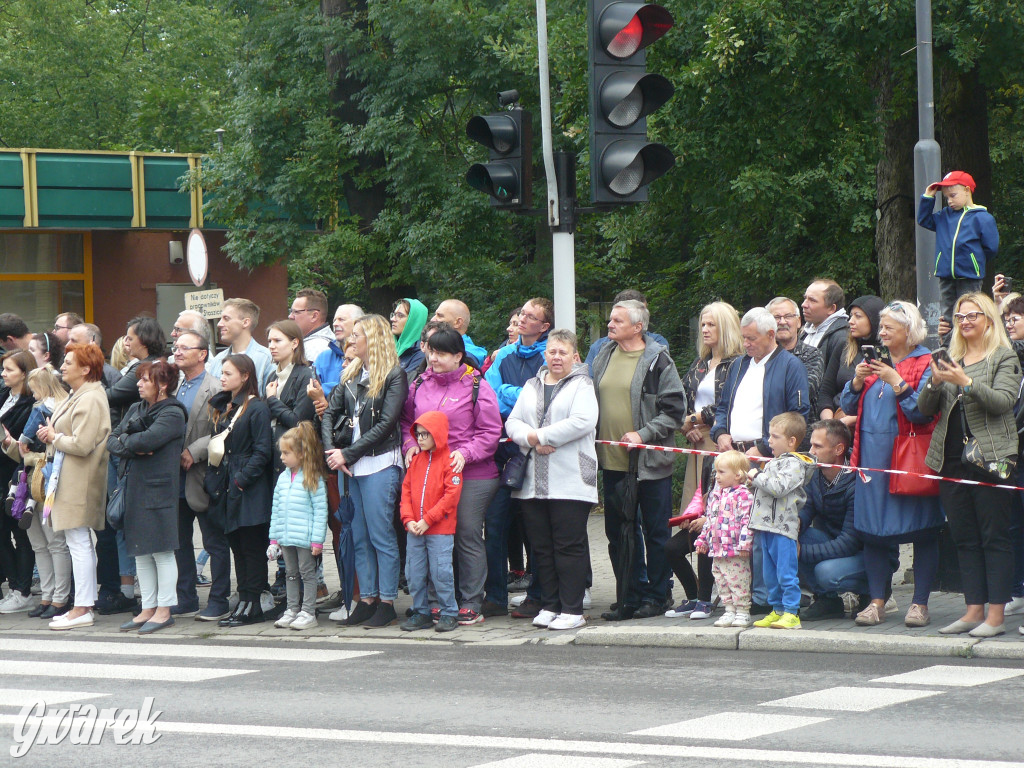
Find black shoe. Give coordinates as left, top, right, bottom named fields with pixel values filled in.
left=601, top=605, right=636, bottom=622
left=170, top=602, right=200, bottom=617
left=481, top=600, right=508, bottom=617
left=435, top=614, right=458, bottom=632
left=398, top=573, right=409, bottom=595
left=802, top=595, right=845, bottom=622
left=343, top=601, right=377, bottom=626
left=94, top=592, right=138, bottom=615
left=363, top=602, right=397, bottom=628
left=27, top=603, right=49, bottom=618
left=405, top=606, right=415, bottom=617
left=750, top=602, right=772, bottom=617
left=401, top=612, right=434, bottom=631
left=633, top=601, right=666, bottom=619
left=222, top=600, right=264, bottom=627
left=17, top=507, right=33, bottom=531
left=219, top=600, right=248, bottom=627
left=270, top=574, right=287, bottom=599
left=38, top=604, right=69, bottom=620
left=510, top=598, right=542, bottom=619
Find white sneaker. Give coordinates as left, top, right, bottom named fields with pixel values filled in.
left=275, top=609, right=297, bottom=628
left=884, top=596, right=898, bottom=613
left=582, top=588, right=592, bottom=610
left=731, top=612, right=751, bottom=627
left=1005, top=596, right=1024, bottom=616
left=329, top=605, right=350, bottom=622
left=714, top=610, right=736, bottom=627
left=290, top=611, right=317, bottom=630
left=548, top=613, right=585, bottom=630
left=510, top=593, right=527, bottom=608
left=0, top=591, right=33, bottom=613
left=533, top=609, right=557, bottom=628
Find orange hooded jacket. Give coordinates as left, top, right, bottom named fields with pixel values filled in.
left=400, top=410, right=462, bottom=535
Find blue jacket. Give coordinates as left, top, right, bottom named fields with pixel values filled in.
left=269, top=469, right=328, bottom=549
left=485, top=335, right=549, bottom=417
left=917, top=196, right=999, bottom=280
left=585, top=331, right=669, bottom=376
left=314, top=341, right=345, bottom=395
left=462, top=334, right=488, bottom=368
left=710, top=346, right=810, bottom=457
left=797, top=468, right=861, bottom=564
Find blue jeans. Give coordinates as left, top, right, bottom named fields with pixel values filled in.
left=797, top=528, right=868, bottom=597
left=759, top=531, right=800, bottom=614
left=348, top=466, right=402, bottom=601
left=407, top=533, right=457, bottom=617
left=751, top=536, right=768, bottom=606
left=602, top=471, right=672, bottom=607
left=484, top=486, right=518, bottom=606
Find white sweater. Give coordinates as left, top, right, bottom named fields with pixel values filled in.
left=505, top=364, right=599, bottom=504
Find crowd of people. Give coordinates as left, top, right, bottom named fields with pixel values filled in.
left=2, top=261, right=1024, bottom=638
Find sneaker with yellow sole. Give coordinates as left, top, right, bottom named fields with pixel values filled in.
left=752, top=611, right=781, bottom=628
left=770, top=612, right=801, bottom=629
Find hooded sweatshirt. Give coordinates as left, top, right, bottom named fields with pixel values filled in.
left=395, top=298, right=429, bottom=374
left=817, top=295, right=884, bottom=417
left=400, top=411, right=462, bottom=535
left=748, top=452, right=817, bottom=540
left=485, top=333, right=549, bottom=417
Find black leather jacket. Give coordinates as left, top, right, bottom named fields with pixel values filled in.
left=680, top=354, right=738, bottom=426
left=321, top=364, right=408, bottom=465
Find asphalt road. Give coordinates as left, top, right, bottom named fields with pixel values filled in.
left=0, top=633, right=1022, bottom=767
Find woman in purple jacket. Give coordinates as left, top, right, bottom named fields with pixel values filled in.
left=400, top=326, right=502, bottom=625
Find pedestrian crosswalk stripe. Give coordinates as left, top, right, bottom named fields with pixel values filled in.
left=629, top=712, right=830, bottom=741
left=0, top=689, right=109, bottom=707
left=472, top=757, right=644, bottom=768
left=0, top=638, right=379, bottom=664
left=0, top=660, right=252, bottom=682
left=761, top=686, right=941, bottom=712
left=872, top=665, right=1024, bottom=688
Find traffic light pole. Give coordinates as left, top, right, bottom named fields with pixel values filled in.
left=914, top=0, right=941, bottom=342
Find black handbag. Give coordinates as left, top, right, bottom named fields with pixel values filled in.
left=500, top=449, right=532, bottom=490
left=106, top=460, right=130, bottom=531
left=958, top=392, right=1018, bottom=481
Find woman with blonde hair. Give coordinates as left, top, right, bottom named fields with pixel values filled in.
left=666, top=301, right=742, bottom=619
left=840, top=300, right=942, bottom=628
left=322, top=314, right=408, bottom=628
left=919, top=292, right=1021, bottom=637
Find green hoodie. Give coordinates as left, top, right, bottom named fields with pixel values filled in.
left=395, top=298, right=429, bottom=358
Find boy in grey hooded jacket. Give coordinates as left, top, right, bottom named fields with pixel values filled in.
left=748, top=412, right=816, bottom=629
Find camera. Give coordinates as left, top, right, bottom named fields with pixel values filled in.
left=497, top=89, right=520, bottom=107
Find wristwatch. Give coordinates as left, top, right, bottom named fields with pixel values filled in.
left=963, top=377, right=974, bottom=394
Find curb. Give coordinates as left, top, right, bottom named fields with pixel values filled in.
left=573, top=625, right=1024, bottom=659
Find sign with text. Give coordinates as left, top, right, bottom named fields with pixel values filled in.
left=184, top=289, right=224, bottom=320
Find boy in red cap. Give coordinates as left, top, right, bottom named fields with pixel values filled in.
left=918, top=170, right=999, bottom=324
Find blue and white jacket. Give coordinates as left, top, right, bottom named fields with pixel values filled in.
left=269, top=469, right=328, bottom=549
left=917, top=196, right=999, bottom=280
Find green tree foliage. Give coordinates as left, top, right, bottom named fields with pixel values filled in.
left=0, top=0, right=241, bottom=151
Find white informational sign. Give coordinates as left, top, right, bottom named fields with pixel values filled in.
left=187, top=228, right=209, bottom=287
left=184, top=288, right=225, bottom=320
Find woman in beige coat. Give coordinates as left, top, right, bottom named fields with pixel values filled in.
left=36, top=342, right=111, bottom=630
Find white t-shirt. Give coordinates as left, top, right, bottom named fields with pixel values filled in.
left=693, top=364, right=718, bottom=415
left=728, top=357, right=767, bottom=442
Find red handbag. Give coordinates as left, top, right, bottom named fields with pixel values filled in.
left=889, top=428, right=939, bottom=496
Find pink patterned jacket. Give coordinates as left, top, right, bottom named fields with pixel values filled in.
left=694, top=483, right=754, bottom=558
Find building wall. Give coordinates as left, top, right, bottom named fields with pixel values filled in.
left=92, top=230, right=288, bottom=349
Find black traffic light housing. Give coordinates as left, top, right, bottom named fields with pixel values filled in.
left=466, top=108, right=533, bottom=209
left=588, top=1, right=675, bottom=204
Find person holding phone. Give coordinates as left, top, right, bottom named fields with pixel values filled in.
left=839, top=300, right=942, bottom=628
left=818, top=296, right=884, bottom=426
left=918, top=293, right=1021, bottom=637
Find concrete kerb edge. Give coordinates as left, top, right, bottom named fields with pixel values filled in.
left=573, top=625, right=741, bottom=650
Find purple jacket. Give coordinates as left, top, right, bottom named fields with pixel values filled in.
left=400, top=365, right=502, bottom=481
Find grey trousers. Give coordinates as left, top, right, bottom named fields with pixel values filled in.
left=282, top=545, right=317, bottom=615
left=454, top=478, right=499, bottom=611
left=25, top=512, right=71, bottom=604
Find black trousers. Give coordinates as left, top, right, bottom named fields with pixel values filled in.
left=940, top=463, right=1015, bottom=605
left=519, top=499, right=592, bottom=615
left=226, top=523, right=270, bottom=602
left=175, top=498, right=232, bottom=612
left=0, top=512, right=34, bottom=595
left=665, top=528, right=713, bottom=602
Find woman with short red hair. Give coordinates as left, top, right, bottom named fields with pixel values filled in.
left=36, top=342, right=112, bottom=630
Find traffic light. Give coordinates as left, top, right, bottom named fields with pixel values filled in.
left=466, top=108, right=533, bottom=209
left=588, top=1, right=675, bottom=203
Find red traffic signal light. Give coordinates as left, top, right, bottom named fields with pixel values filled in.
left=598, top=3, right=673, bottom=59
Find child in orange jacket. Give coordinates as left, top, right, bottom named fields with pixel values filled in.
left=399, top=411, right=463, bottom=632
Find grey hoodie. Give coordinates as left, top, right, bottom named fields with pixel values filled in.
left=748, top=452, right=816, bottom=540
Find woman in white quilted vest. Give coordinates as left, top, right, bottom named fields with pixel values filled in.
left=505, top=329, right=599, bottom=632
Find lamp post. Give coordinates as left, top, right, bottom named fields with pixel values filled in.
left=913, top=0, right=941, bottom=341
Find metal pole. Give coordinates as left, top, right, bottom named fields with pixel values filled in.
left=535, top=0, right=559, bottom=228
left=552, top=152, right=577, bottom=331
left=914, top=0, right=941, bottom=340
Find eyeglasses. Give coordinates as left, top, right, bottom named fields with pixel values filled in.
left=390, top=311, right=408, bottom=320
left=885, top=301, right=907, bottom=314
left=953, top=311, right=984, bottom=324
left=1005, top=315, right=1022, bottom=327
left=172, top=344, right=203, bottom=353
left=414, top=429, right=431, bottom=439
left=289, top=307, right=313, bottom=315
left=772, top=313, right=799, bottom=322
left=52, top=324, right=71, bottom=332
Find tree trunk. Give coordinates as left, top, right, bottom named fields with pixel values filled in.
left=874, top=63, right=918, bottom=302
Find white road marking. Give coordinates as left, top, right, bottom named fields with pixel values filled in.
left=0, top=718, right=1017, bottom=768
left=872, top=665, right=1024, bottom=688
left=629, top=712, right=830, bottom=740
left=762, top=686, right=941, bottom=712
left=0, top=689, right=109, bottom=707
left=0, top=638, right=378, bottom=663
left=471, top=757, right=644, bottom=768
left=0, top=660, right=252, bottom=682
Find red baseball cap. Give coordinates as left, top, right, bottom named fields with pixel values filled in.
left=934, top=170, right=976, bottom=192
